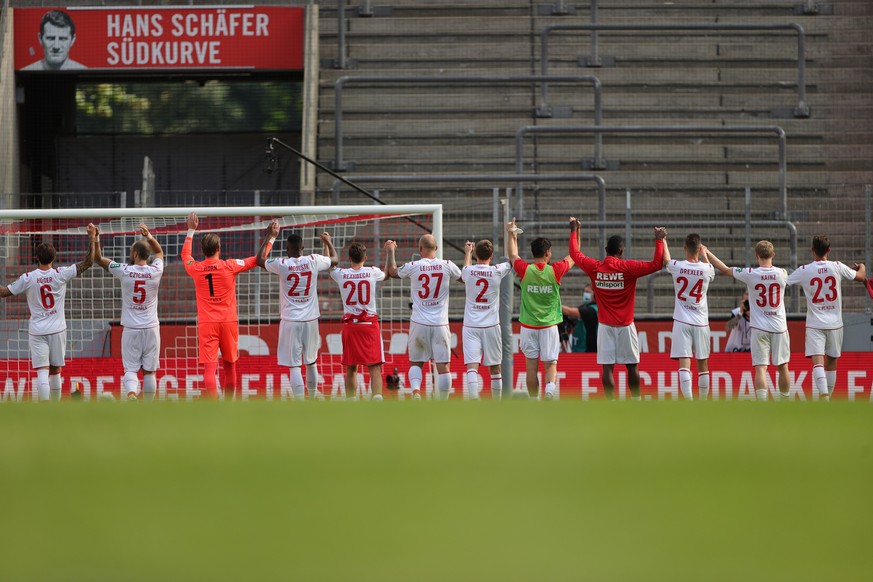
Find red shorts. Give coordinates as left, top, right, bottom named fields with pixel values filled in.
left=198, top=321, right=239, bottom=364
left=341, top=317, right=384, bottom=367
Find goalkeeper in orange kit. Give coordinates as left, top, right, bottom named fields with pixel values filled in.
left=181, top=212, right=276, bottom=399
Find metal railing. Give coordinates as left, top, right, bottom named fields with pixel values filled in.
left=541, top=22, right=810, bottom=118
left=514, top=124, right=788, bottom=219
left=330, top=172, right=608, bottom=257
left=332, top=74, right=603, bottom=170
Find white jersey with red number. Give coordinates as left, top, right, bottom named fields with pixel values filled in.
left=7, top=266, right=78, bottom=335
left=787, top=260, right=857, bottom=330
left=732, top=266, right=789, bottom=333
left=108, top=259, right=164, bottom=329
left=666, top=260, right=715, bottom=327
left=461, top=262, right=512, bottom=327
left=264, top=254, right=332, bottom=322
left=330, top=266, right=386, bottom=317
left=397, top=258, right=462, bottom=325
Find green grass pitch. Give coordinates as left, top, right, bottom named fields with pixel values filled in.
left=1, top=401, right=871, bottom=581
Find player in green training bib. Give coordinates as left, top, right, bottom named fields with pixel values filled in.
left=507, top=219, right=574, bottom=399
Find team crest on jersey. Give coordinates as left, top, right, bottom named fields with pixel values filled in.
left=734, top=267, right=744, bottom=273
left=266, top=258, right=277, bottom=263
left=110, top=262, right=121, bottom=269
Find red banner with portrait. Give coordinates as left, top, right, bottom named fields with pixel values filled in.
left=14, top=6, right=305, bottom=71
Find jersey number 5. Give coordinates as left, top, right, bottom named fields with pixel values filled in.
left=417, top=272, right=444, bottom=299
left=132, top=280, right=146, bottom=304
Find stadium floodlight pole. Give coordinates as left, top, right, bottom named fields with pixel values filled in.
left=267, top=137, right=461, bottom=255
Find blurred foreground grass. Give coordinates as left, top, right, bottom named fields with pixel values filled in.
left=1, top=401, right=871, bottom=581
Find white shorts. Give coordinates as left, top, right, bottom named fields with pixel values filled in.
left=122, top=327, right=161, bottom=373
left=29, top=332, right=66, bottom=368
left=408, top=322, right=451, bottom=363
left=670, top=321, right=711, bottom=360
left=278, top=319, right=320, bottom=368
left=463, top=325, right=502, bottom=367
left=519, top=326, right=560, bottom=362
left=597, top=323, right=640, bottom=365
left=805, top=327, right=843, bottom=359
left=751, top=328, right=791, bottom=366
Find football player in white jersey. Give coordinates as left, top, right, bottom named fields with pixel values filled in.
left=461, top=239, right=512, bottom=400
left=385, top=234, right=462, bottom=400
left=0, top=224, right=98, bottom=401
left=257, top=222, right=337, bottom=400
left=787, top=235, right=866, bottom=400
left=95, top=223, right=165, bottom=400
left=330, top=241, right=388, bottom=400
left=705, top=240, right=791, bottom=400
left=665, top=234, right=716, bottom=400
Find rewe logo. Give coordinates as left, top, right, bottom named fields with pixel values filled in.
left=526, top=285, right=553, bottom=294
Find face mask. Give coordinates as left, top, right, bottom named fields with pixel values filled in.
left=582, top=292, right=593, bottom=303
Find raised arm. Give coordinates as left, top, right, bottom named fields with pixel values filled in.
left=561, top=304, right=581, bottom=319
left=384, top=240, right=398, bottom=278
left=140, top=223, right=164, bottom=261
left=464, top=240, right=474, bottom=267
left=76, top=224, right=99, bottom=275
left=255, top=219, right=280, bottom=268
left=181, top=211, right=198, bottom=265
left=851, top=262, right=867, bottom=282
left=655, top=227, right=672, bottom=267
left=506, top=218, right=520, bottom=263
left=701, top=245, right=732, bottom=276
left=320, top=231, right=339, bottom=268
left=95, top=227, right=111, bottom=271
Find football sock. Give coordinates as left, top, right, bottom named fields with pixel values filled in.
left=122, top=371, right=139, bottom=398
left=812, top=365, right=828, bottom=396
left=678, top=368, right=693, bottom=400
left=825, top=370, right=837, bottom=395
left=222, top=361, right=237, bottom=400
left=49, top=374, right=62, bottom=402
left=465, top=370, right=480, bottom=399
left=698, top=372, right=710, bottom=400
left=755, top=388, right=768, bottom=401
left=142, top=374, right=157, bottom=400
left=203, top=362, right=219, bottom=399
left=306, top=364, right=319, bottom=397
left=408, top=365, right=423, bottom=395
left=36, top=369, right=50, bottom=401
left=437, top=372, right=452, bottom=400
left=289, top=367, right=306, bottom=400
left=490, top=375, right=502, bottom=400
left=544, top=381, right=556, bottom=399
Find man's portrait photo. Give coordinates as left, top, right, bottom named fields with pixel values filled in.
left=21, top=10, right=87, bottom=71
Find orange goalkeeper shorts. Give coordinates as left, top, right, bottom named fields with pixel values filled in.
left=198, top=321, right=239, bottom=364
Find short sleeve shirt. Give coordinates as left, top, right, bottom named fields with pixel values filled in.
left=666, top=259, right=716, bottom=326
left=8, top=266, right=78, bottom=335
left=330, top=266, right=386, bottom=317
left=108, top=259, right=164, bottom=329
left=732, top=266, right=789, bottom=333
left=787, top=260, right=857, bottom=329
left=461, top=262, right=513, bottom=327
left=264, top=254, right=332, bottom=322
left=397, top=258, right=463, bottom=325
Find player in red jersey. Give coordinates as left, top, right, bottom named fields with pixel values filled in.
left=568, top=218, right=666, bottom=400
left=181, top=212, right=274, bottom=400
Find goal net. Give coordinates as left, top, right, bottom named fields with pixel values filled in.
left=0, top=204, right=445, bottom=401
